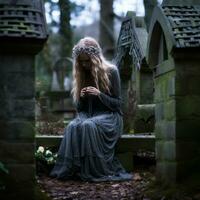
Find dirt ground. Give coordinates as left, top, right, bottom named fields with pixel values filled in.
left=37, top=170, right=153, bottom=200
left=37, top=154, right=200, bottom=200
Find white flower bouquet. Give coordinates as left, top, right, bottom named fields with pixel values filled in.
left=35, top=146, right=57, bottom=165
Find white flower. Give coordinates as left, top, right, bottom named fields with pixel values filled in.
left=37, top=146, right=44, bottom=153
left=54, top=153, right=58, bottom=158
left=45, top=150, right=52, bottom=156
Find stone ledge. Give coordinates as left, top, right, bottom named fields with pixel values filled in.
left=35, top=134, right=155, bottom=153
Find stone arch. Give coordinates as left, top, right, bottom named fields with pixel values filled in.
left=147, top=6, right=176, bottom=67
left=147, top=21, right=168, bottom=67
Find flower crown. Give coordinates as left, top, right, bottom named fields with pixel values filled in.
left=72, top=45, right=101, bottom=59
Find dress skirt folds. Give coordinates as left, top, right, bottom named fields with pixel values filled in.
left=50, top=67, right=133, bottom=182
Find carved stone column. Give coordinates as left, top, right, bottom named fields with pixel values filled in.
left=0, top=0, right=48, bottom=199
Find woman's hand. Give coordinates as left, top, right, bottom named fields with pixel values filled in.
left=80, top=88, right=87, bottom=97
left=81, top=86, right=100, bottom=97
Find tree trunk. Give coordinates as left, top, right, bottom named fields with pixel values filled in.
left=99, top=0, right=115, bottom=60
left=58, top=0, right=72, bottom=58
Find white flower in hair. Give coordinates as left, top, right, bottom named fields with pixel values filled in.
left=72, top=44, right=101, bottom=58
left=72, top=37, right=102, bottom=59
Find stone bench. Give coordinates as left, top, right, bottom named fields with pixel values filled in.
left=35, top=134, right=155, bottom=172
left=35, top=134, right=155, bottom=152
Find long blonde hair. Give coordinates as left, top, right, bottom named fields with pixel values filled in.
left=71, top=37, right=114, bottom=102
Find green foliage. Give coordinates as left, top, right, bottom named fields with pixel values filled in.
left=0, top=162, right=8, bottom=175
left=35, top=34, right=61, bottom=95
left=44, top=0, right=85, bottom=31
left=129, top=129, right=135, bottom=134
left=35, top=0, right=86, bottom=96
left=35, top=75, right=51, bottom=96
left=35, top=146, right=58, bottom=175
left=0, top=161, right=9, bottom=191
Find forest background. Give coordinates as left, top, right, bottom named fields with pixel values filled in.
left=36, top=0, right=162, bottom=97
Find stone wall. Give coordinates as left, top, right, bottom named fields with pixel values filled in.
left=175, top=59, right=200, bottom=178
left=154, top=56, right=200, bottom=182
left=154, top=59, right=177, bottom=181
left=0, top=55, right=36, bottom=199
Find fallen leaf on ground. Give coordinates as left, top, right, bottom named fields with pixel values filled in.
left=133, top=173, right=142, bottom=181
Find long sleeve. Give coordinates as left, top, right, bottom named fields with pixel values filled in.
left=98, top=67, right=123, bottom=115
left=75, top=96, right=85, bottom=112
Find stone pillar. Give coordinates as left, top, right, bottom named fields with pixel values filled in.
left=155, top=56, right=200, bottom=183
left=174, top=57, right=200, bottom=179
left=0, top=0, right=48, bottom=199
left=0, top=55, right=36, bottom=199
left=119, top=55, right=133, bottom=133
left=154, top=59, right=177, bottom=182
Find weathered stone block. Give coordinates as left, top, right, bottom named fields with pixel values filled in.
left=176, top=119, right=200, bottom=139
left=155, top=59, right=175, bottom=77
left=0, top=55, right=34, bottom=73
left=176, top=95, right=200, bottom=120
left=0, top=99, right=35, bottom=120
left=6, top=72, right=34, bottom=98
left=156, top=140, right=176, bottom=161
left=116, top=135, right=155, bottom=153
left=156, top=161, right=176, bottom=183
left=0, top=141, right=35, bottom=164
left=176, top=61, right=200, bottom=77
left=176, top=61, right=200, bottom=96
left=140, top=72, right=154, bottom=104
left=155, top=120, right=176, bottom=140
left=6, top=164, right=35, bottom=182
left=154, top=71, right=175, bottom=102
left=176, top=140, right=200, bottom=161
left=117, top=152, right=134, bottom=172
left=10, top=99, right=35, bottom=119
left=176, top=76, right=200, bottom=96
left=176, top=158, right=200, bottom=180
left=0, top=120, right=35, bottom=141
left=1, top=185, right=36, bottom=200
left=155, top=102, right=164, bottom=121
left=165, top=99, right=176, bottom=121
left=2, top=164, right=36, bottom=200
left=0, top=100, right=8, bottom=119
left=168, top=76, right=175, bottom=97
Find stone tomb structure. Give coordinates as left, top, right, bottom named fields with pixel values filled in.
left=147, top=0, right=200, bottom=182
left=48, top=57, right=76, bottom=120
left=115, top=12, right=155, bottom=134
left=0, top=0, right=48, bottom=199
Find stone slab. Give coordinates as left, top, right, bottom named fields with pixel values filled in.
left=35, top=134, right=156, bottom=154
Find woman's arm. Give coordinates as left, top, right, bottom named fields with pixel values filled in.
left=98, top=67, right=122, bottom=113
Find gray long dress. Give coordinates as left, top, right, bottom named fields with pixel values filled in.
left=50, top=66, right=133, bottom=182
